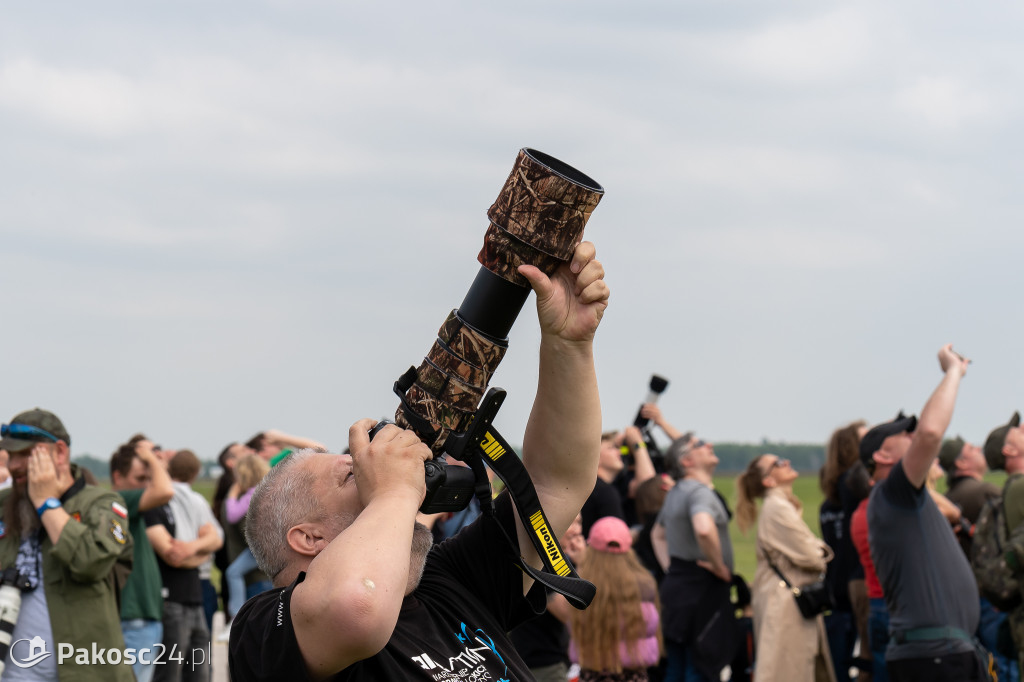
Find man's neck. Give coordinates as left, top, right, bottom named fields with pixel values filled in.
left=684, top=469, right=713, bottom=486
left=596, top=467, right=619, bottom=483
left=955, top=470, right=983, bottom=481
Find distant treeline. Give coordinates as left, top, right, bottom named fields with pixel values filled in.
left=73, top=454, right=222, bottom=482
left=706, top=442, right=825, bottom=474
left=73, top=440, right=827, bottom=482
left=648, top=440, right=826, bottom=475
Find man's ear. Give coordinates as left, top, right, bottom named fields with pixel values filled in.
left=1004, top=442, right=1018, bottom=459
left=287, top=523, right=330, bottom=558
left=54, top=440, right=71, bottom=466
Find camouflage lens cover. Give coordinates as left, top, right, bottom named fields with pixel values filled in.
left=485, top=148, right=604, bottom=262
left=414, top=358, right=486, bottom=412
left=425, top=337, right=492, bottom=387
left=477, top=222, right=569, bottom=287
left=396, top=384, right=476, bottom=453
left=436, top=310, right=507, bottom=371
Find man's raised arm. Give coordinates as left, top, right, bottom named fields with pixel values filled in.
left=516, top=241, right=609, bottom=584
left=903, top=344, right=970, bottom=489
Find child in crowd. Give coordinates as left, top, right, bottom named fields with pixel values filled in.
left=569, top=516, right=662, bottom=682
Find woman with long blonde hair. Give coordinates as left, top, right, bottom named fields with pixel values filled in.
left=569, top=516, right=662, bottom=682
left=737, top=454, right=836, bottom=682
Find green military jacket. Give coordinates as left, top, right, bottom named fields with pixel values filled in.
left=0, top=466, right=135, bottom=682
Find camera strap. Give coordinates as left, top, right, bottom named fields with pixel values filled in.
left=395, top=374, right=595, bottom=609
left=470, top=427, right=596, bottom=610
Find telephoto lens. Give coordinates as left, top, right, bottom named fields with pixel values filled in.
left=0, top=567, right=24, bottom=675
left=395, top=149, right=604, bottom=455
left=633, top=375, right=670, bottom=428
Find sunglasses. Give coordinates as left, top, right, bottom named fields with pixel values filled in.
left=766, top=458, right=789, bottom=472
left=1, top=423, right=61, bottom=443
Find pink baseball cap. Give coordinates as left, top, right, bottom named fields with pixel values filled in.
left=587, top=516, right=632, bottom=554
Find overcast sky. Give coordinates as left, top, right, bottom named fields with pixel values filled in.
left=3, top=1, right=1023, bottom=461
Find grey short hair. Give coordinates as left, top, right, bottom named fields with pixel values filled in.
left=245, top=449, right=328, bottom=580
left=665, top=432, right=696, bottom=479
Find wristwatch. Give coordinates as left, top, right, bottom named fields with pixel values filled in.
left=36, top=497, right=62, bottom=517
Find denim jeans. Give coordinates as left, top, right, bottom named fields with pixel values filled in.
left=226, top=548, right=259, bottom=618
left=868, top=597, right=890, bottom=682
left=663, top=640, right=715, bottom=682
left=122, top=618, right=163, bottom=682
left=200, top=578, right=217, bottom=633
left=825, top=609, right=856, bottom=682
left=154, top=601, right=210, bottom=682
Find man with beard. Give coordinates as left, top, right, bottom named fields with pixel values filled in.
left=0, top=408, right=135, bottom=681
left=228, top=242, right=608, bottom=681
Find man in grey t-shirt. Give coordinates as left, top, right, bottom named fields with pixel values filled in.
left=652, top=435, right=735, bottom=682
left=865, top=345, right=983, bottom=681
left=657, top=478, right=734, bottom=571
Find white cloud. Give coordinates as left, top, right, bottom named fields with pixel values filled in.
left=686, top=225, right=884, bottom=270
left=894, top=75, right=995, bottom=131
left=701, top=8, right=872, bottom=84
left=671, top=143, right=845, bottom=196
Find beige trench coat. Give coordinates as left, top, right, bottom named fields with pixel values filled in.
left=752, top=488, right=837, bottom=682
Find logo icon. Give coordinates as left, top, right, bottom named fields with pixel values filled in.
left=10, top=635, right=52, bottom=668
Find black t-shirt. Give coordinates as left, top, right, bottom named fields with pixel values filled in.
left=508, top=593, right=570, bottom=669
left=580, top=478, right=625, bottom=538
left=229, top=494, right=546, bottom=681
left=868, top=460, right=979, bottom=660
left=143, top=504, right=202, bottom=605
left=836, top=468, right=870, bottom=581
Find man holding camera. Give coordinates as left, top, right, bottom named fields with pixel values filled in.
left=228, top=242, right=608, bottom=681
left=0, top=408, right=135, bottom=681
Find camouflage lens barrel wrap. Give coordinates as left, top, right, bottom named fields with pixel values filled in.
left=414, top=360, right=485, bottom=412
left=479, top=148, right=604, bottom=286
left=396, top=310, right=509, bottom=453
left=399, top=150, right=602, bottom=450
left=425, top=339, right=493, bottom=388
left=436, top=309, right=508, bottom=368
left=477, top=224, right=568, bottom=289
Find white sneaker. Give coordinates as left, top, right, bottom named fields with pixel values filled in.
left=215, top=623, right=231, bottom=644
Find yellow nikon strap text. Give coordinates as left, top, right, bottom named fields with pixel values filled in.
left=476, top=427, right=595, bottom=609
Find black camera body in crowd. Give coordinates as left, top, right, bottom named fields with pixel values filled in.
left=368, top=419, right=477, bottom=514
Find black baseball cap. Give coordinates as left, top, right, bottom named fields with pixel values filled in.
left=984, top=412, right=1020, bottom=472
left=0, top=408, right=71, bottom=451
left=859, top=412, right=917, bottom=468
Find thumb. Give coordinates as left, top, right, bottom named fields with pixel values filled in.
left=517, top=264, right=554, bottom=301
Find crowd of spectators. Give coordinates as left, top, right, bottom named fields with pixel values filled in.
left=5, top=339, right=1024, bottom=682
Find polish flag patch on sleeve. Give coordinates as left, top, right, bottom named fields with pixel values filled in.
left=112, top=502, right=128, bottom=519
